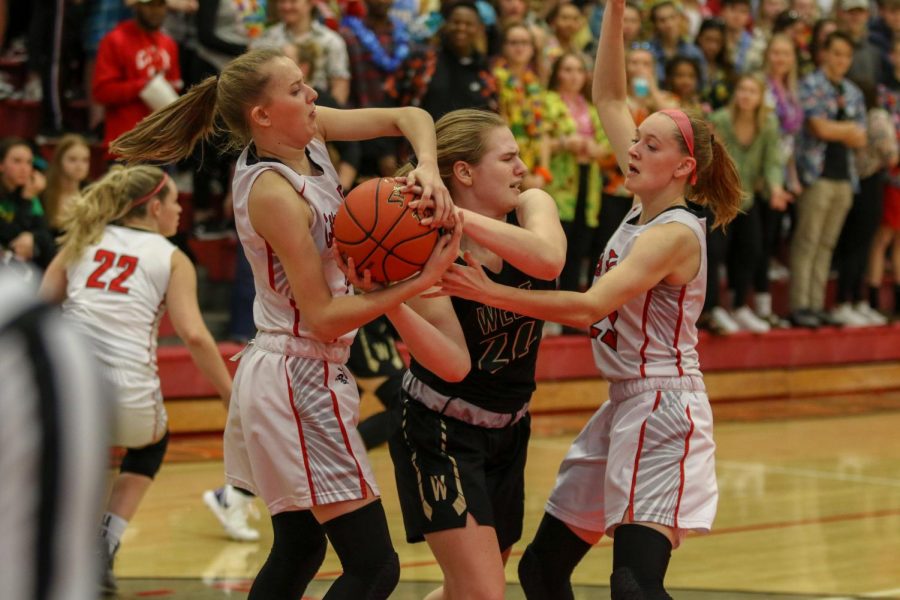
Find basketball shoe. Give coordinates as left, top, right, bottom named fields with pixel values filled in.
left=203, top=485, right=261, bottom=542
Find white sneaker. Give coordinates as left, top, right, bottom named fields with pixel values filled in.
left=830, top=303, right=869, bottom=327
left=710, top=306, right=740, bottom=335
left=768, top=260, right=790, bottom=282
left=854, top=301, right=888, bottom=325
left=203, top=485, right=260, bottom=542
left=732, top=306, right=771, bottom=333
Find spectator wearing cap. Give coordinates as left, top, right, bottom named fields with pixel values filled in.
left=836, top=0, right=882, bottom=85
left=647, top=0, right=707, bottom=87
left=91, top=0, right=181, bottom=160
left=790, top=31, right=867, bottom=328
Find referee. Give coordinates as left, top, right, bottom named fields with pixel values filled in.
left=0, top=269, right=112, bottom=600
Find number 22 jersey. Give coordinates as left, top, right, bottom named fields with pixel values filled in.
left=63, top=224, right=176, bottom=369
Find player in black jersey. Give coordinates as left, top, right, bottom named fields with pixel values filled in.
left=376, top=109, right=566, bottom=600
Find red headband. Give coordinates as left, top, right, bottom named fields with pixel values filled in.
left=658, top=109, right=697, bottom=185
left=131, top=174, right=169, bottom=208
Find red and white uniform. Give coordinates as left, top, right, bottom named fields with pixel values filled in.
left=63, top=225, right=176, bottom=448
left=546, top=205, right=717, bottom=545
left=225, top=139, right=377, bottom=514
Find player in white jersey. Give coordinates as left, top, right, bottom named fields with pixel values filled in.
left=436, top=0, right=745, bottom=597
left=39, top=166, right=233, bottom=595
left=111, top=48, right=464, bottom=599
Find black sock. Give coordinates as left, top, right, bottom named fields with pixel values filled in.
left=249, top=510, right=326, bottom=600
left=518, top=513, right=592, bottom=600
left=869, top=285, right=881, bottom=310
left=322, top=501, right=399, bottom=600
left=611, top=524, right=673, bottom=600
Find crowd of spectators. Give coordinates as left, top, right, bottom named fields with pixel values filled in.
left=2, top=0, right=900, bottom=335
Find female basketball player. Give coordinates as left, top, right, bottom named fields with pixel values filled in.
left=110, top=48, right=464, bottom=599
left=346, top=108, right=566, bottom=600
left=39, top=166, right=233, bottom=594
left=436, top=0, right=743, bottom=596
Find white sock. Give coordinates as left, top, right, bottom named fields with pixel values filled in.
left=100, top=512, right=128, bottom=558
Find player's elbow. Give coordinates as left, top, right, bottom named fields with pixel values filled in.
left=439, top=359, right=471, bottom=383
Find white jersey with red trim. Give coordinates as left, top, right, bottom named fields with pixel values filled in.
left=590, top=204, right=707, bottom=382
left=232, top=138, right=355, bottom=348
left=63, top=225, right=176, bottom=369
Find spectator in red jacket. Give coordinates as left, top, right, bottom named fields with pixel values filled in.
left=91, top=0, right=182, bottom=160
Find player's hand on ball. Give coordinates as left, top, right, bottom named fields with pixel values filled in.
left=404, top=161, right=454, bottom=228
left=332, top=245, right=381, bottom=292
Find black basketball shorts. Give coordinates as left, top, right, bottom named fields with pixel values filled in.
left=388, top=393, right=530, bottom=551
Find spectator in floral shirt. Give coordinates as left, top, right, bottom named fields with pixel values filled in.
left=789, top=31, right=867, bottom=328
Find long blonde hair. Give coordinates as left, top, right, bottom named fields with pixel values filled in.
left=57, top=166, right=169, bottom=264
left=728, top=73, right=773, bottom=132
left=43, top=134, right=91, bottom=227
left=397, top=109, right=508, bottom=188
left=111, top=48, right=285, bottom=163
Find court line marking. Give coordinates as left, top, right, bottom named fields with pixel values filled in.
left=863, top=588, right=900, bottom=598
left=717, top=461, right=900, bottom=488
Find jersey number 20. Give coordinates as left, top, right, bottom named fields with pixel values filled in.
left=86, top=249, right=139, bottom=294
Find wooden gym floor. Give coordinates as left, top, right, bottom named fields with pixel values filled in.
left=107, top=382, right=900, bottom=599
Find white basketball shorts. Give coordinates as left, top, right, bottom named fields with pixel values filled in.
left=100, top=361, right=167, bottom=449
left=224, top=339, right=378, bottom=515
left=546, top=376, right=717, bottom=547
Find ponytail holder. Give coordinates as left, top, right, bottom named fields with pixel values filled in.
left=658, top=108, right=697, bottom=186
left=131, top=174, right=169, bottom=208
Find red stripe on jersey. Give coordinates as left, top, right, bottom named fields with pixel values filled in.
left=265, top=241, right=276, bottom=290
left=288, top=297, right=300, bottom=337
left=638, top=290, right=654, bottom=378
left=285, top=362, right=318, bottom=505
left=324, top=362, right=367, bottom=498
left=673, top=404, right=695, bottom=528
left=628, top=390, right=662, bottom=521
left=673, top=286, right=687, bottom=376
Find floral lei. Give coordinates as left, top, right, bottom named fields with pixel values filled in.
left=343, top=15, right=410, bottom=73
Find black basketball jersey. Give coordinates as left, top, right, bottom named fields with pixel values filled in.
left=410, top=211, right=556, bottom=413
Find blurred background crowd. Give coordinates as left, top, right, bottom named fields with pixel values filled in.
left=1, top=0, right=899, bottom=338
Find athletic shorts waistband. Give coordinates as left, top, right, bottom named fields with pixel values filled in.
left=402, top=371, right=529, bottom=429
left=608, top=376, right=706, bottom=403
left=251, top=332, right=351, bottom=363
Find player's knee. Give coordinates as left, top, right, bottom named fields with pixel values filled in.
left=610, top=524, right=673, bottom=600
left=323, top=500, right=399, bottom=599
left=120, top=431, right=169, bottom=479
left=518, top=544, right=546, bottom=598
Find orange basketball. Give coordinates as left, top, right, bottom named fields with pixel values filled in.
left=333, top=177, right=440, bottom=283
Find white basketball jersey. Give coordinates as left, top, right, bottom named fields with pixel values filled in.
left=590, top=205, right=707, bottom=382
left=63, top=225, right=176, bottom=369
left=232, top=138, right=355, bottom=347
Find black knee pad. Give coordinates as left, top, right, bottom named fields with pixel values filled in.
left=611, top=525, right=673, bottom=600
left=120, top=431, right=169, bottom=478
left=323, top=500, right=399, bottom=600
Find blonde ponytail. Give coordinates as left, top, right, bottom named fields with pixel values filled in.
left=57, top=166, right=168, bottom=263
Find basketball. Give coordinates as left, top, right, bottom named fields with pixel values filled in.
left=333, top=177, right=440, bottom=283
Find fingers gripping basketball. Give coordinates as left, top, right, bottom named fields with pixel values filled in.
left=333, top=178, right=440, bottom=283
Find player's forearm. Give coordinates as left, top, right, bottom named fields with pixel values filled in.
left=481, top=283, right=603, bottom=329
left=386, top=304, right=470, bottom=382
left=185, top=334, right=232, bottom=405
left=459, top=209, right=564, bottom=280
left=394, top=107, right=438, bottom=165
